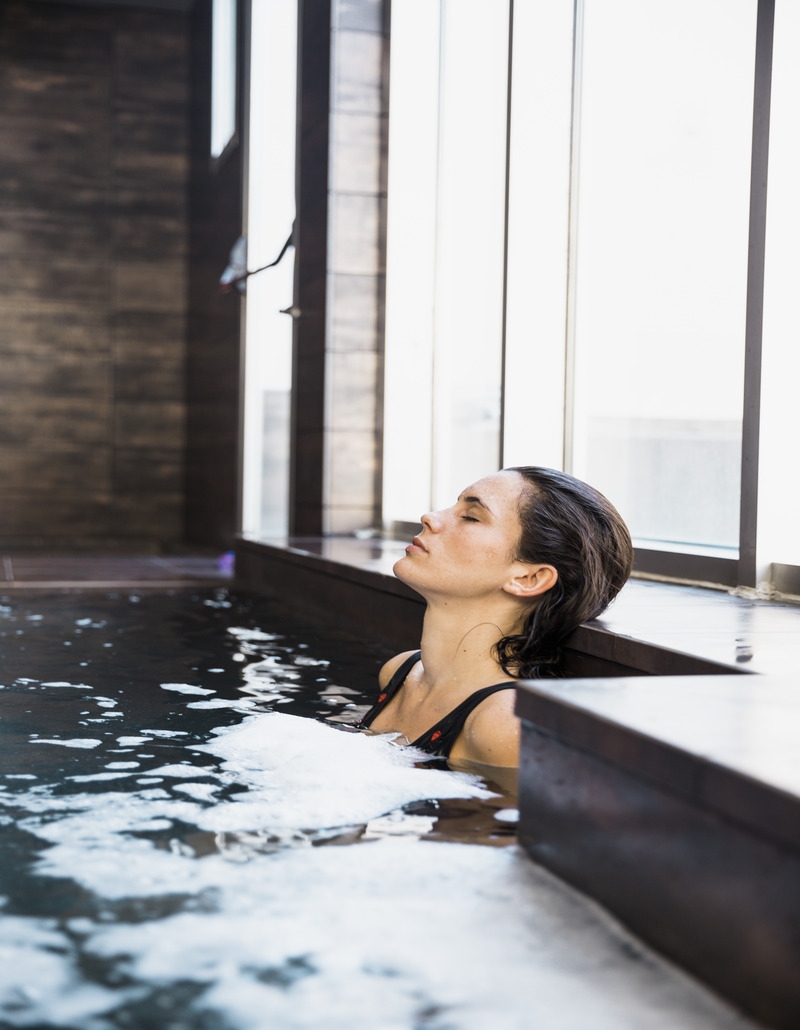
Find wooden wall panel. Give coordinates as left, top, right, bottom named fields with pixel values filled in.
left=0, top=1, right=190, bottom=551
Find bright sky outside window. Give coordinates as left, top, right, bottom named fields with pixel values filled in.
left=502, top=0, right=574, bottom=472
left=379, top=0, right=797, bottom=588
left=569, top=0, right=757, bottom=553
left=242, top=0, right=297, bottom=538
left=211, top=0, right=237, bottom=159
left=383, top=0, right=509, bottom=523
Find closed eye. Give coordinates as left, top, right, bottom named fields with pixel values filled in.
left=460, top=515, right=479, bottom=522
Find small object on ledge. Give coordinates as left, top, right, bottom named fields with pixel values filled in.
left=217, top=551, right=235, bottom=575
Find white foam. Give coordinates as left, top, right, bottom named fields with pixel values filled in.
left=29, top=739, right=103, bottom=749
left=146, top=764, right=215, bottom=779
left=186, top=698, right=259, bottom=712
left=160, top=683, right=216, bottom=696
left=5, top=712, right=754, bottom=1030
left=173, top=782, right=220, bottom=801
left=188, top=713, right=490, bottom=834
left=0, top=915, right=130, bottom=1026
left=227, top=627, right=278, bottom=643
left=494, top=808, right=519, bottom=823
left=74, top=842, right=751, bottom=1030
left=40, top=682, right=93, bottom=690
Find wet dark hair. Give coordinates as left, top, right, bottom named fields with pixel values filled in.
left=495, top=467, right=633, bottom=679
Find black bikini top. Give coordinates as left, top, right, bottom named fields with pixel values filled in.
left=358, top=652, right=517, bottom=758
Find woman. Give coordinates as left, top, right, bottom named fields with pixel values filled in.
left=359, top=467, right=633, bottom=769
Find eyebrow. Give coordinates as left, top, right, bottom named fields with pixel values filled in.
left=460, top=493, right=494, bottom=515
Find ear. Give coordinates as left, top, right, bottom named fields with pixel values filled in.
left=503, top=563, right=558, bottom=600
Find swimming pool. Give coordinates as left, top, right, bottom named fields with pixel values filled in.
left=0, top=587, right=754, bottom=1029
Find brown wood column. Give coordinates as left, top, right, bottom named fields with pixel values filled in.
left=290, top=0, right=331, bottom=536
left=0, top=1, right=191, bottom=552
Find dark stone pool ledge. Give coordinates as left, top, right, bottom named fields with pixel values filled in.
left=236, top=535, right=800, bottom=1029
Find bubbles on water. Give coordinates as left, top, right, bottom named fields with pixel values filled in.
left=28, top=739, right=103, bottom=749
left=186, top=698, right=259, bottom=713
left=160, top=683, right=216, bottom=696
left=494, top=808, right=520, bottom=823
left=228, top=627, right=279, bottom=644
left=0, top=590, right=756, bottom=1030
left=69, top=771, right=135, bottom=783
left=41, top=681, right=91, bottom=689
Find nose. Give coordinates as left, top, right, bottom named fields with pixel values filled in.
left=420, top=509, right=443, bottom=531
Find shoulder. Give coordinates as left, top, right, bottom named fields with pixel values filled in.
left=378, top=649, right=421, bottom=689
left=455, top=685, right=520, bottom=767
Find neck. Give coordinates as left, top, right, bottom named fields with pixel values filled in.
left=418, top=595, right=524, bottom=692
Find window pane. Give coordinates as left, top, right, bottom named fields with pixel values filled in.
left=570, top=0, right=757, bottom=551
left=211, top=0, right=237, bottom=159
left=431, top=0, right=509, bottom=508
left=382, top=0, right=441, bottom=525
left=382, top=0, right=509, bottom=522
left=503, top=0, right=574, bottom=472
left=242, top=0, right=297, bottom=538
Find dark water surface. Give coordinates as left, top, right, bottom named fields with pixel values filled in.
left=0, top=588, right=520, bottom=1028
left=0, top=589, right=752, bottom=1030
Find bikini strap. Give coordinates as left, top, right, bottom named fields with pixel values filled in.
left=411, top=682, right=518, bottom=758
left=358, top=651, right=421, bottom=729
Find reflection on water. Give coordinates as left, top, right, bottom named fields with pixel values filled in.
left=0, top=590, right=752, bottom=1029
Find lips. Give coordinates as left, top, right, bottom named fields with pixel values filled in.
left=406, top=535, right=427, bottom=554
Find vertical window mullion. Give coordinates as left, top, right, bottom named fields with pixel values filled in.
left=739, top=0, right=775, bottom=587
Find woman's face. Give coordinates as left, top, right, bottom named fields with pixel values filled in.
left=394, top=470, right=531, bottom=601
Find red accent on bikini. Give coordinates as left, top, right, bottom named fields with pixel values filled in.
left=377, top=693, right=387, bottom=704
left=431, top=730, right=442, bottom=742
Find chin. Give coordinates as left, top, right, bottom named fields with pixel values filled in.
left=393, top=555, right=423, bottom=592
left=393, top=555, right=410, bottom=580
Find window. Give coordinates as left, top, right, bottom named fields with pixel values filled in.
left=570, top=0, right=756, bottom=558
left=383, top=0, right=796, bottom=591
left=241, top=0, right=297, bottom=537
left=383, top=0, right=510, bottom=523
left=211, top=0, right=238, bottom=160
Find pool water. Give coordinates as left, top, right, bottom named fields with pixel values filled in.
left=0, top=588, right=753, bottom=1029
